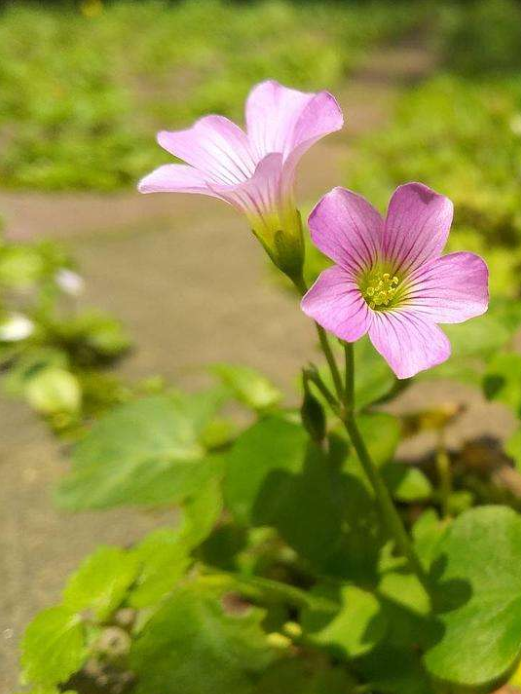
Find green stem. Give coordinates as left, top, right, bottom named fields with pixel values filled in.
left=304, top=367, right=340, bottom=414
left=292, top=271, right=429, bottom=593
left=436, top=432, right=452, bottom=519
left=344, top=337, right=354, bottom=406
left=292, top=274, right=344, bottom=401
left=342, top=343, right=431, bottom=595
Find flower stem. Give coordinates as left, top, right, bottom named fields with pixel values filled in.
left=292, top=274, right=344, bottom=401
left=292, top=272, right=429, bottom=592
left=436, top=432, right=452, bottom=519
left=315, top=324, right=344, bottom=400
left=342, top=342, right=431, bottom=595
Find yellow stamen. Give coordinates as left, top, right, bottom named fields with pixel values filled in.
left=362, top=270, right=401, bottom=311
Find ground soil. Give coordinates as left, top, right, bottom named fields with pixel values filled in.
left=0, top=39, right=516, bottom=692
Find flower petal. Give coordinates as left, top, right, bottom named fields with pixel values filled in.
left=208, top=153, right=285, bottom=233
left=157, top=115, right=256, bottom=185
left=406, top=252, right=489, bottom=323
left=368, top=310, right=451, bottom=379
left=245, top=80, right=343, bottom=162
left=301, top=265, right=372, bottom=342
left=308, top=187, right=384, bottom=273
left=138, top=164, right=219, bottom=196
left=383, top=183, right=454, bottom=274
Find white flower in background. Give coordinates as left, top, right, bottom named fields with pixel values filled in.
left=0, top=313, right=34, bottom=342
left=55, top=268, right=85, bottom=296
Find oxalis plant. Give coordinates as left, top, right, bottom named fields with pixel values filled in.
left=19, top=81, right=521, bottom=694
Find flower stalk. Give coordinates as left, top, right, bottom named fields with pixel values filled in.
left=293, top=274, right=344, bottom=401
left=342, top=344, right=431, bottom=596
left=436, top=431, right=452, bottom=519
left=297, top=273, right=431, bottom=595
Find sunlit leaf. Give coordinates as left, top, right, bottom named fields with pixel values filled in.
left=130, top=528, right=192, bottom=609
left=382, top=462, right=432, bottom=502
left=21, top=607, right=85, bottom=686
left=356, top=572, right=434, bottom=694
left=424, top=506, right=521, bottom=688
left=211, top=363, right=282, bottom=411
left=301, top=584, right=387, bottom=658
left=55, top=394, right=223, bottom=510
left=225, top=416, right=384, bottom=582
left=63, top=546, right=139, bottom=620
left=25, top=367, right=81, bottom=414
left=130, top=584, right=274, bottom=694
left=412, top=510, right=450, bottom=570
left=224, top=416, right=307, bottom=526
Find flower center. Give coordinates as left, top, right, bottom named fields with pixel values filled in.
left=361, top=270, right=402, bottom=310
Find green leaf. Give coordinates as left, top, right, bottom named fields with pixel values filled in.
left=355, top=413, right=401, bottom=467
left=424, top=506, right=521, bottom=688
left=224, top=416, right=307, bottom=526
left=255, top=660, right=357, bottom=694
left=226, top=418, right=384, bottom=581
left=0, top=245, right=43, bottom=288
left=483, top=352, right=521, bottom=414
left=353, top=336, right=396, bottom=410
left=130, top=584, right=274, bottom=694
left=75, top=311, right=131, bottom=358
left=2, top=347, right=69, bottom=397
left=25, top=367, right=81, bottom=414
left=301, top=584, right=387, bottom=658
left=382, top=462, right=432, bottom=502
left=412, top=510, right=450, bottom=570
left=56, top=394, right=223, bottom=510
left=63, top=546, right=139, bottom=621
left=211, top=364, right=282, bottom=411
left=356, top=572, right=434, bottom=694
left=181, top=474, right=224, bottom=548
left=21, top=606, right=85, bottom=686
left=130, top=528, right=192, bottom=608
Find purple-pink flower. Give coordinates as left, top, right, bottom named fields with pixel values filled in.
left=138, top=80, right=343, bottom=277
left=301, top=183, right=489, bottom=379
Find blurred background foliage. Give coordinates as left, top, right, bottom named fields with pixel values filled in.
left=0, top=0, right=417, bottom=190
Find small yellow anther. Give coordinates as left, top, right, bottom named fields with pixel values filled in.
left=362, top=270, right=402, bottom=311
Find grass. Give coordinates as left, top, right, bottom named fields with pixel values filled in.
left=0, top=0, right=418, bottom=191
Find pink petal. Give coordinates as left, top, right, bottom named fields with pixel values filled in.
left=138, top=164, right=218, bottom=196
left=245, top=80, right=343, bottom=162
left=383, top=183, right=454, bottom=274
left=157, top=115, right=256, bottom=186
left=308, top=187, right=384, bottom=273
left=407, top=252, right=489, bottom=324
left=368, top=310, right=451, bottom=379
left=301, top=265, right=372, bottom=342
left=208, top=153, right=285, bottom=232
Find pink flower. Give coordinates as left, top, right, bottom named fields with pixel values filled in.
left=301, top=183, right=489, bottom=379
left=138, top=80, right=343, bottom=279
